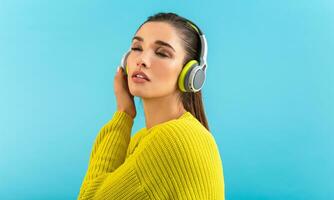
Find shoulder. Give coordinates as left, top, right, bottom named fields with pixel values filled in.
left=138, top=114, right=221, bottom=167
left=134, top=114, right=225, bottom=198
left=153, top=113, right=217, bottom=150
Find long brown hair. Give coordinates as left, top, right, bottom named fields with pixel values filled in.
left=137, top=12, right=210, bottom=131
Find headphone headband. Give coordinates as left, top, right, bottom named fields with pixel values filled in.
left=185, top=20, right=208, bottom=71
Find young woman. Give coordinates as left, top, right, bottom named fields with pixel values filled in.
left=78, top=12, right=225, bottom=200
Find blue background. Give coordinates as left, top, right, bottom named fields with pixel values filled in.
left=0, top=0, right=333, bottom=199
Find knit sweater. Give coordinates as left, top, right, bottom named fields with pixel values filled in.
left=77, top=111, right=225, bottom=199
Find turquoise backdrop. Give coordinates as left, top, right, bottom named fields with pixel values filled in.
left=0, top=0, right=333, bottom=199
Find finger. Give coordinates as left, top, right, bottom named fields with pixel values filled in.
left=115, top=67, right=124, bottom=79
left=118, top=67, right=126, bottom=77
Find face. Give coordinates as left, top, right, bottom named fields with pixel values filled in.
left=126, top=22, right=186, bottom=99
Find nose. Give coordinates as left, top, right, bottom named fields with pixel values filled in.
left=136, top=59, right=151, bottom=69
left=136, top=60, right=146, bottom=68
left=135, top=51, right=150, bottom=69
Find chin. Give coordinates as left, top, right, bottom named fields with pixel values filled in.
left=130, top=90, right=157, bottom=100
left=129, top=87, right=146, bottom=98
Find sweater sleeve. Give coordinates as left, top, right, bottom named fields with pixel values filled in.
left=77, top=111, right=141, bottom=199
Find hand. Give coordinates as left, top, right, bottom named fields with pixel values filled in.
left=114, top=66, right=136, bottom=119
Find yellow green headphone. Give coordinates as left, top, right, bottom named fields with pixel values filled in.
left=120, top=19, right=207, bottom=93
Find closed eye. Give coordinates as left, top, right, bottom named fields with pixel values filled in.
left=156, top=52, right=168, bottom=57
left=131, top=47, right=169, bottom=58
left=131, top=47, right=141, bottom=51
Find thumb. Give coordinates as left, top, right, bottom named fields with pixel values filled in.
left=117, top=66, right=127, bottom=82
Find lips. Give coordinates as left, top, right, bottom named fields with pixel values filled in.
left=132, top=70, right=150, bottom=81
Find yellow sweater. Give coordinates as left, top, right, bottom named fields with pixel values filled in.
left=78, top=111, right=225, bottom=199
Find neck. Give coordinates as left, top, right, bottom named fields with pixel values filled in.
left=142, top=93, right=187, bottom=130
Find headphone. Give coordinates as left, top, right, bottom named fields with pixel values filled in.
left=120, top=19, right=207, bottom=93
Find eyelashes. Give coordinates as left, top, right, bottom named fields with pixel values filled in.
left=131, top=47, right=169, bottom=58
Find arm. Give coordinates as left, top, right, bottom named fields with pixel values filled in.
left=88, top=111, right=133, bottom=167
left=78, top=111, right=135, bottom=199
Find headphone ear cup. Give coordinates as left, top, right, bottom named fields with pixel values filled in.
left=191, top=66, right=206, bottom=92
left=121, top=51, right=130, bottom=75
left=125, top=63, right=128, bottom=75
left=178, top=60, right=199, bottom=92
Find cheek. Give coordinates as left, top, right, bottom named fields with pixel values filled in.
left=152, top=61, right=180, bottom=82
left=151, top=68, right=181, bottom=91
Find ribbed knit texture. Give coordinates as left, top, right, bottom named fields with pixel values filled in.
left=77, top=111, right=225, bottom=199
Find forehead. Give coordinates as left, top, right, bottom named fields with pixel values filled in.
left=133, top=22, right=183, bottom=51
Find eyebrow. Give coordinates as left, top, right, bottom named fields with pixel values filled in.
left=132, top=36, right=176, bottom=52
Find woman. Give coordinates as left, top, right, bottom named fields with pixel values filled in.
left=78, top=12, right=225, bottom=200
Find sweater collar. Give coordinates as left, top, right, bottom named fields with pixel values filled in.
left=143, top=111, right=192, bottom=132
